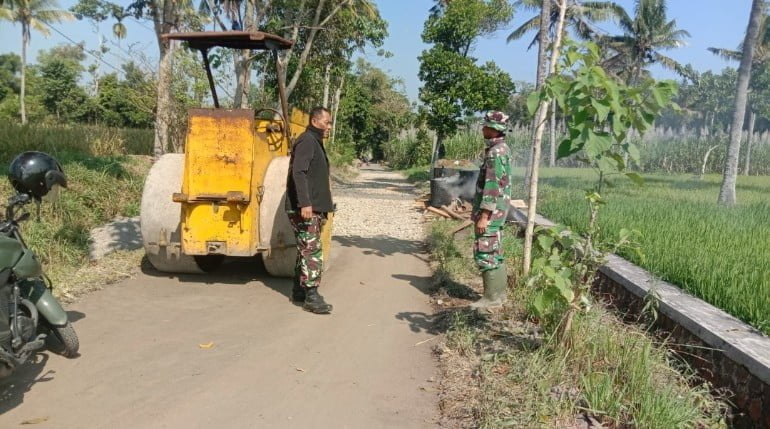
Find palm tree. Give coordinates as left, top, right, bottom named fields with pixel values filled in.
left=0, top=0, right=73, bottom=124
left=507, top=0, right=627, bottom=49
left=709, top=15, right=770, bottom=176
left=598, top=0, right=690, bottom=84
left=508, top=0, right=627, bottom=168
left=708, top=16, right=770, bottom=65
left=718, top=0, right=766, bottom=205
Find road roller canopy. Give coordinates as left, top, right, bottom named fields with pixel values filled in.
left=162, top=31, right=294, bottom=111
left=162, top=31, right=294, bottom=51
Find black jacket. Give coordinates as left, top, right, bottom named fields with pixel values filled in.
left=285, top=126, right=334, bottom=213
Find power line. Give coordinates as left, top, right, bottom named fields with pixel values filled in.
left=41, top=21, right=125, bottom=76
left=42, top=21, right=237, bottom=105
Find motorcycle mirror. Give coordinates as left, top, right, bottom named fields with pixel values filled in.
left=42, top=184, right=62, bottom=203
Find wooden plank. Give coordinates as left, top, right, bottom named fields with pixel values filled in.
left=426, top=206, right=451, bottom=218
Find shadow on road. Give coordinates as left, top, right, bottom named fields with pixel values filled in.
left=67, top=311, right=86, bottom=323
left=333, top=235, right=428, bottom=261
left=139, top=254, right=296, bottom=301
left=0, top=354, right=55, bottom=415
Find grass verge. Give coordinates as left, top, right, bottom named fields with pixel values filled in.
left=0, top=122, right=153, bottom=163
left=0, top=153, right=151, bottom=299
left=427, top=218, right=729, bottom=428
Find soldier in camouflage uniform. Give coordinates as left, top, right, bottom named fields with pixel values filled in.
left=286, top=107, right=334, bottom=314
left=471, top=111, right=513, bottom=309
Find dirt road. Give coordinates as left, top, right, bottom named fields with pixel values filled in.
left=0, top=166, right=439, bottom=428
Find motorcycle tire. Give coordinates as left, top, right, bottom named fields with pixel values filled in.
left=46, top=322, right=79, bottom=358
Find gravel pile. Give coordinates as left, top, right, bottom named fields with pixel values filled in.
left=333, top=165, right=425, bottom=241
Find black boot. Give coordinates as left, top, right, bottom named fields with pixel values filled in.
left=292, top=277, right=306, bottom=302
left=303, top=287, right=333, bottom=314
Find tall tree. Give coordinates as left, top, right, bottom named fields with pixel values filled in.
left=528, top=0, right=549, bottom=186
left=418, top=0, right=515, bottom=166
left=718, top=0, right=766, bottom=206
left=37, top=45, right=89, bottom=121
left=599, top=0, right=690, bottom=84
left=0, top=0, right=73, bottom=124
left=507, top=0, right=625, bottom=48
left=522, top=0, right=567, bottom=276
left=335, top=59, right=411, bottom=159
left=72, top=0, right=204, bottom=155
left=708, top=13, right=770, bottom=175
left=0, top=53, right=21, bottom=101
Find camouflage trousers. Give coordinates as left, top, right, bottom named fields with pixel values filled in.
left=288, top=213, right=324, bottom=289
left=474, top=220, right=505, bottom=272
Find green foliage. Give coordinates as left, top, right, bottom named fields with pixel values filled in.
left=505, top=80, right=535, bottom=126
left=383, top=126, right=533, bottom=171
left=423, top=0, right=512, bottom=54
left=97, top=66, right=156, bottom=129
left=528, top=223, right=642, bottom=325
left=418, top=0, right=515, bottom=142
left=597, top=0, right=691, bottom=83
left=0, top=53, right=21, bottom=100
left=661, top=67, right=737, bottom=133
left=534, top=41, right=678, bottom=178
left=334, top=59, right=412, bottom=161
left=382, top=128, right=433, bottom=170
left=527, top=41, right=678, bottom=337
left=0, top=40, right=155, bottom=129
left=39, top=56, right=91, bottom=121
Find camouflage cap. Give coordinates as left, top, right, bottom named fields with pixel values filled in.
left=483, top=111, right=509, bottom=132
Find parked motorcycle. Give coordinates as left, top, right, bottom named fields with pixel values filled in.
left=0, top=152, right=79, bottom=378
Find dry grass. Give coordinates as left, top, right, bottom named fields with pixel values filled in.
left=426, top=218, right=729, bottom=428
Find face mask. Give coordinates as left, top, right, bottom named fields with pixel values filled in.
left=485, top=136, right=505, bottom=147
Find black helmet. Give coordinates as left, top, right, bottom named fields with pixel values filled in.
left=8, top=151, right=67, bottom=201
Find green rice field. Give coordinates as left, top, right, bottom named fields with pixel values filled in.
left=520, top=168, right=770, bottom=335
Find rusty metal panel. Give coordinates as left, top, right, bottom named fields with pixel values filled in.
left=185, top=109, right=254, bottom=198
left=181, top=109, right=256, bottom=256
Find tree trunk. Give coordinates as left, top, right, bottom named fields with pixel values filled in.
left=523, top=0, right=567, bottom=276
left=234, top=50, right=252, bottom=108
left=701, top=145, right=719, bottom=178
left=154, top=38, right=174, bottom=156
left=234, top=1, right=256, bottom=108
left=283, top=0, right=352, bottom=100
left=20, top=24, right=28, bottom=125
left=549, top=98, right=556, bottom=167
left=718, top=0, right=764, bottom=206
left=525, top=0, right=552, bottom=189
left=330, top=74, right=344, bottom=144
left=322, top=63, right=331, bottom=107
left=744, top=110, right=756, bottom=175
left=535, top=0, right=551, bottom=90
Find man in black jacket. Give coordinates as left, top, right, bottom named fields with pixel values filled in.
left=285, top=106, right=334, bottom=314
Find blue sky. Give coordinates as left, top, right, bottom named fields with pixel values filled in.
left=0, top=0, right=755, bottom=101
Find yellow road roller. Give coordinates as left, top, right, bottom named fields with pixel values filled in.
left=140, top=31, right=333, bottom=275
